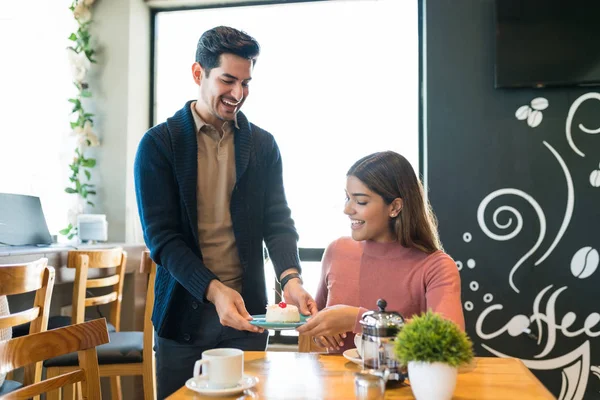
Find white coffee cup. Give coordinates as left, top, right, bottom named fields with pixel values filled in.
left=193, top=348, right=244, bottom=389
left=354, top=333, right=363, bottom=358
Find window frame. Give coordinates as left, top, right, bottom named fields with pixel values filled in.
left=148, top=0, right=424, bottom=345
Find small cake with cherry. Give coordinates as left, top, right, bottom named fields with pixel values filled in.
left=265, top=302, right=300, bottom=323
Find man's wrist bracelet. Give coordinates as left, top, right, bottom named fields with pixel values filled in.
left=280, top=272, right=302, bottom=291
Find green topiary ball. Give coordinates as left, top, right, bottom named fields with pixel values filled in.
left=394, top=310, right=474, bottom=368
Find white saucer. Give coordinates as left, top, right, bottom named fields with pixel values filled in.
left=185, top=374, right=259, bottom=396
left=343, top=348, right=363, bottom=365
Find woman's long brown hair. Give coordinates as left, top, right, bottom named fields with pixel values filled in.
left=347, top=151, right=441, bottom=254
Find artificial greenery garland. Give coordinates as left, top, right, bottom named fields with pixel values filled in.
left=60, top=0, right=100, bottom=240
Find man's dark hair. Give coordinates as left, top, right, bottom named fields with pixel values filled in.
left=195, top=26, right=260, bottom=76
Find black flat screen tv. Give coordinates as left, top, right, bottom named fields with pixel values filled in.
left=495, top=0, right=600, bottom=88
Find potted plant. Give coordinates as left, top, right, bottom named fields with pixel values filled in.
left=394, top=310, right=473, bottom=400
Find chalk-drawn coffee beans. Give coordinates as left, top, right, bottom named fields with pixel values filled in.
left=527, top=110, right=543, bottom=128
left=531, top=97, right=549, bottom=110
left=590, top=169, right=600, bottom=187
left=515, top=105, right=530, bottom=120
left=570, top=246, right=599, bottom=279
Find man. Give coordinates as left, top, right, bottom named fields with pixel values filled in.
left=134, top=26, right=317, bottom=398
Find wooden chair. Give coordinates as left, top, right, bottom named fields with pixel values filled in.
left=0, top=318, right=109, bottom=400
left=298, top=335, right=326, bottom=353
left=45, top=249, right=156, bottom=400
left=139, top=251, right=157, bottom=400
left=12, top=249, right=123, bottom=338
left=0, top=258, right=54, bottom=394
left=44, top=248, right=126, bottom=400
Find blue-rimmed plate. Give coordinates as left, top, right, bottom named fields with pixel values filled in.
left=249, top=314, right=309, bottom=330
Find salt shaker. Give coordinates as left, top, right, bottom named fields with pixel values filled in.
left=354, top=371, right=385, bottom=400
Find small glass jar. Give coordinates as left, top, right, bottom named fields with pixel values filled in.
left=354, top=371, right=385, bottom=400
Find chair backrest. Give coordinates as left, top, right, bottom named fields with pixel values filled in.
left=0, top=258, right=54, bottom=385
left=298, top=335, right=326, bottom=353
left=140, top=250, right=157, bottom=398
left=67, top=248, right=127, bottom=331
left=140, top=250, right=156, bottom=346
left=140, top=250, right=156, bottom=398
left=0, top=318, right=109, bottom=400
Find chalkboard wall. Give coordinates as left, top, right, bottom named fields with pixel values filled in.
left=424, top=1, right=600, bottom=398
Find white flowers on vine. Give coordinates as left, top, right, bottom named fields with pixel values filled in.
left=67, top=48, right=91, bottom=83
left=73, top=2, right=92, bottom=23
left=73, top=0, right=95, bottom=23
left=72, top=120, right=100, bottom=149
left=61, top=0, right=100, bottom=239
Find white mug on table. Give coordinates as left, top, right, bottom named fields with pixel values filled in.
left=193, top=348, right=243, bottom=389
left=354, top=333, right=363, bottom=358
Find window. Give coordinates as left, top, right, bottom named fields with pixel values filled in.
left=0, top=0, right=77, bottom=235
left=153, top=0, right=419, bottom=341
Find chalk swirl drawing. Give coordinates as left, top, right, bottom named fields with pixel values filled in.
left=565, top=92, right=600, bottom=157
left=534, top=141, right=574, bottom=266
left=477, top=189, right=546, bottom=293
left=477, top=141, right=573, bottom=292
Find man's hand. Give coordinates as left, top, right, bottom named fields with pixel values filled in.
left=296, top=305, right=359, bottom=338
left=282, top=278, right=318, bottom=316
left=206, top=280, right=264, bottom=333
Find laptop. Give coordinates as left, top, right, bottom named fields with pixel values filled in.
left=0, top=193, right=53, bottom=246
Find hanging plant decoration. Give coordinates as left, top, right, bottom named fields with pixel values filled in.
left=60, top=0, right=100, bottom=240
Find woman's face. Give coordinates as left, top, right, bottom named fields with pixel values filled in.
left=344, top=176, right=399, bottom=243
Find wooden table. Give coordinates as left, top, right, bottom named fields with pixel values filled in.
left=168, top=352, right=555, bottom=399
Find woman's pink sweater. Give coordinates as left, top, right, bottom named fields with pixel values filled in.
left=315, top=237, right=465, bottom=353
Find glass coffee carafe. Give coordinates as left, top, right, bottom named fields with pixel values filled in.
left=359, top=299, right=406, bottom=383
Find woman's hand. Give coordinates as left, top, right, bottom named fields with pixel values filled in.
left=312, top=333, right=347, bottom=351
left=296, top=304, right=360, bottom=340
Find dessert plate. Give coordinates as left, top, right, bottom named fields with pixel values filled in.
left=249, top=314, right=309, bottom=330
left=343, top=348, right=363, bottom=365
left=185, top=374, right=258, bottom=396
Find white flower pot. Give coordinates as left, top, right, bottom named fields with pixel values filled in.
left=408, top=361, right=458, bottom=400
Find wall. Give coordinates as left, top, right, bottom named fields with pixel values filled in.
left=425, top=1, right=600, bottom=398
left=86, top=0, right=150, bottom=396
left=90, top=0, right=150, bottom=243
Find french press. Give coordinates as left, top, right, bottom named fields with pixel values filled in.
left=359, top=298, right=406, bottom=383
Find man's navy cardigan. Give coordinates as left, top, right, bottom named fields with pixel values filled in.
left=134, top=101, right=301, bottom=341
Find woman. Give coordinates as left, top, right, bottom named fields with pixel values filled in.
left=296, top=151, right=464, bottom=352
